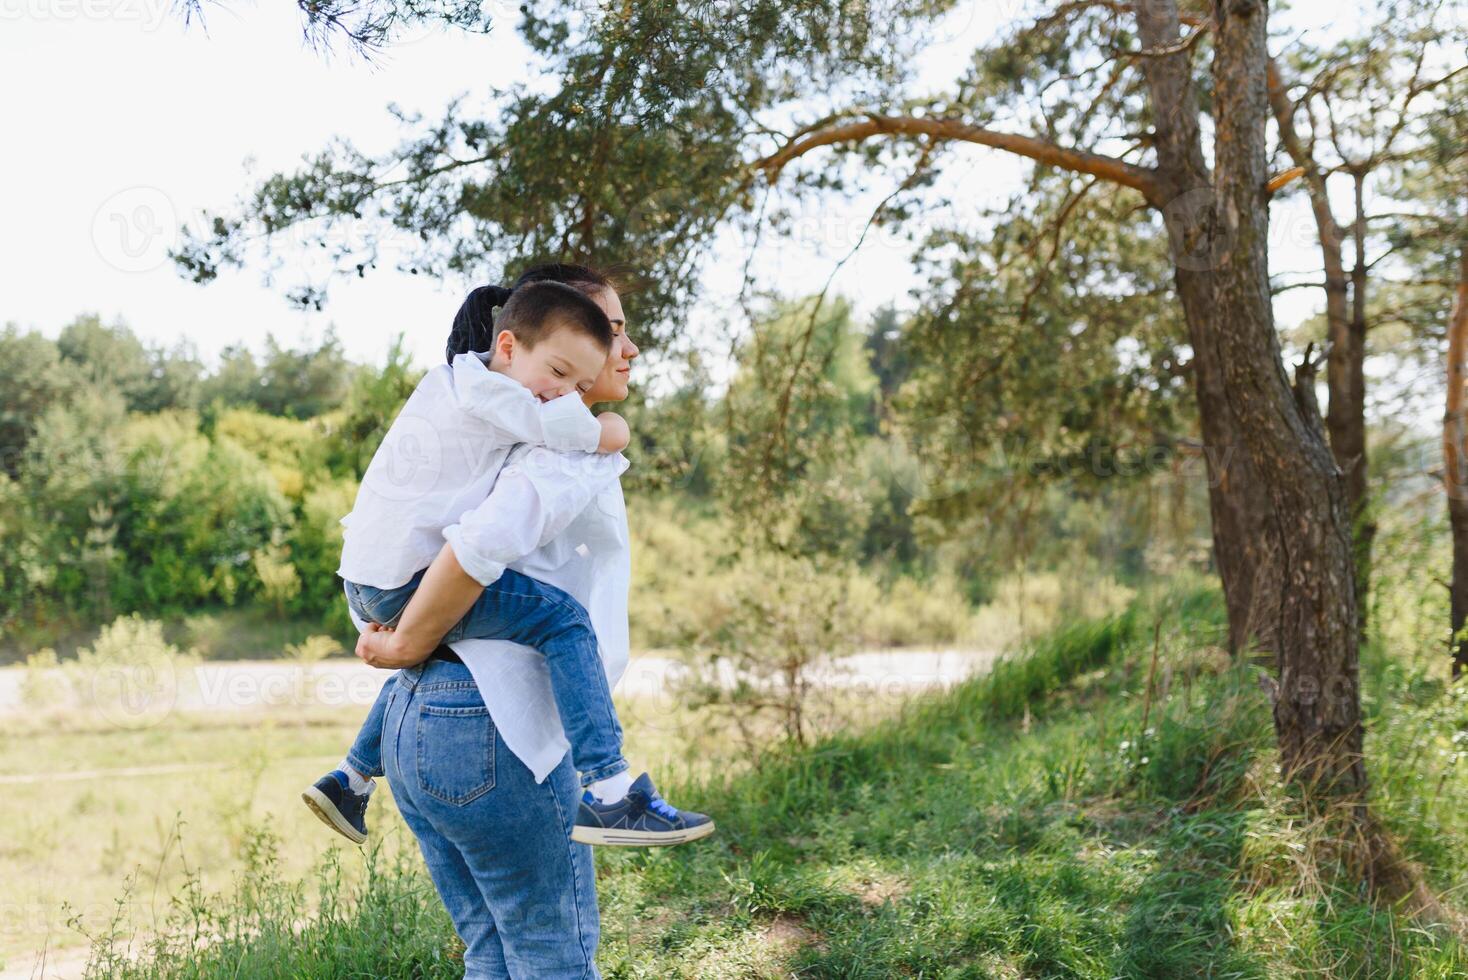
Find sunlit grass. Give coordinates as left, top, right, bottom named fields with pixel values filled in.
left=8, top=568, right=1468, bottom=977
left=0, top=660, right=916, bottom=973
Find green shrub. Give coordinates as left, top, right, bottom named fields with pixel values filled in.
left=253, top=541, right=302, bottom=617
left=851, top=572, right=975, bottom=647
left=45, top=614, right=200, bottom=728
left=678, top=549, right=859, bottom=749
left=214, top=407, right=332, bottom=501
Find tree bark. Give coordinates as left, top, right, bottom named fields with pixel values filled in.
left=1345, top=173, right=1375, bottom=636
left=1133, top=0, right=1275, bottom=658
left=1445, top=248, right=1468, bottom=677
left=1178, top=269, right=1274, bottom=656
left=1266, top=67, right=1374, bottom=639
left=1210, top=0, right=1365, bottom=798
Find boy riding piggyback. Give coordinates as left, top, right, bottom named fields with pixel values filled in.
left=304, top=281, right=714, bottom=847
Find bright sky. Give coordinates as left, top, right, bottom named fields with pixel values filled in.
left=2, top=0, right=1326, bottom=378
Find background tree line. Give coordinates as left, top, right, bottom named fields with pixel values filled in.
left=0, top=315, right=412, bottom=651
left=1, top=298, right=1199, bottom=664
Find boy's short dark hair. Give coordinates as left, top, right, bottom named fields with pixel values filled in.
left=495, top=280, right=613, bottom=352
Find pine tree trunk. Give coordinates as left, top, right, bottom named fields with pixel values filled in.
left=1175, top=269, right=1272, bottom=656
left=1444, top=249, right=1468, bottom=677
left=1268, top=72, right=1375, bottom=642
left=1134, top=0, right=1272, bottom=658
left=1343, top=174, right=1375, bottom=638
left=1210, top=0, right=1365, bottom=798
left=1322, top=259, right=1372, bottom=639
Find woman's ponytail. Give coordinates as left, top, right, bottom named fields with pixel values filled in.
left=445, top=284, right=514, bottom=363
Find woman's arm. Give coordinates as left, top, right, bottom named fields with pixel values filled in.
left=354, top=446, right=628, bottom=668
left=354, top=542, right=481, bottom=667
left=596, top=412, right=630, bottom=453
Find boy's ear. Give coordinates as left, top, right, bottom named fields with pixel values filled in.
left=494, top=329, right=516, bottom=363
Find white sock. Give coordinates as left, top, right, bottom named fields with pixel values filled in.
left=339, top=760, right=376, bottom=795
left=588, top=769, right=635, bottom=804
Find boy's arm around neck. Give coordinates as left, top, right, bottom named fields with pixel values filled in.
left=457, top=357, right=602, bottom=452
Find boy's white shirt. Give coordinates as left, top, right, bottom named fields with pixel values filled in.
left=337, top=352, right=604, bottom=590
left=345, top=441, right=633, bottom=784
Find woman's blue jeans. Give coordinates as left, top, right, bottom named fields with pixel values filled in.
left=380, top=658, right=602, bottom=979
left=342, top=566, right=628, bottom=787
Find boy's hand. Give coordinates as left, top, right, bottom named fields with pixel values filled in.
left=355, top=623, right=431, bottom=669
left=595, top=412, right=630, bottom=454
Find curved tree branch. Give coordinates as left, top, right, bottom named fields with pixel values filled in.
left=753, top=114, right=1163, bottom=203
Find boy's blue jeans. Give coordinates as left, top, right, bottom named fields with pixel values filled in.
left=382, top=658, right=601, bottom=978
left=343, top=566, right=628, bottom=788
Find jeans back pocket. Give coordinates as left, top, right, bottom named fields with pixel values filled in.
left=415, top=703, right=496, bottom=805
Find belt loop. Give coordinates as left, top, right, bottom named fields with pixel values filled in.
left=398, top=664, right=423, bottom=691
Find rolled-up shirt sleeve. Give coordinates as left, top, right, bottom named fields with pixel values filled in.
left=442, top=446, right=630, bottom=587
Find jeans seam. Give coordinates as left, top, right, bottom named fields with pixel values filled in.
left=546, top=783, right=597, bottom=976
left=478, top=583, right=592, bottom=631
left=349, top=685, right=397, bottom=779
left=589, top=662, right=623, bottom=761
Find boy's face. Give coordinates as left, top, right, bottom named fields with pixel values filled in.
left=493, top=324, right=608, bottom=402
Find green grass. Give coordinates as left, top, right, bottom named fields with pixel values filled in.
left=0, top=707, right=377, bottom=971
left=43, top=581, right=1468, bottom=977
left=0, top=664, right=901, bottom=972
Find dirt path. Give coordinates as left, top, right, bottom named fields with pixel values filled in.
left=0, top=947, right=90, bottom=980
left=0, top=649, right=999, bottom=717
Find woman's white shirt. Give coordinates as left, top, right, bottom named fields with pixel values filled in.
left=344, top=442, right=632, bottom=783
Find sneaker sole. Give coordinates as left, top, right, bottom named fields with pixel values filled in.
left=301, top=786, right=367, bottom=845
left=571, top=820, right=716, bottom=847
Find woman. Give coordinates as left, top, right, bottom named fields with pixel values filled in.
left=354, top=266, right=640, bottom=978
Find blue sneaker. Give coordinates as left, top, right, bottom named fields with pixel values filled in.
left=301, top=771, right=370, bottom=844
left=571, top=772, right=715, bottom=846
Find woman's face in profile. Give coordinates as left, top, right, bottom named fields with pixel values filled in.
left=582, top=286, right=639, bottom=404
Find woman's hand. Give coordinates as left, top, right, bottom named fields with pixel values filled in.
left=355, top=622, right=431, bottom=669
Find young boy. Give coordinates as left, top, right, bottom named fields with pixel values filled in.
left=303, top=281, right=714, bottom=847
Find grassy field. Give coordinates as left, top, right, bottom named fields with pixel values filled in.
left=10, top=577, right=1468, bottom=977
left=0, top=655, right=910, bottom=975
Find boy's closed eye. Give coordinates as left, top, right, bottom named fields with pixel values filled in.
left=550, top=366, right=592, bottom=394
